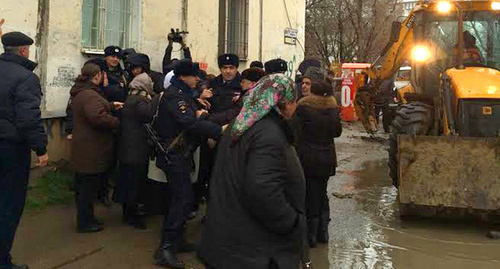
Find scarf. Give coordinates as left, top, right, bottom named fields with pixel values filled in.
left=128, top=73, right=154, bottom=101
left=231, top=74, right=297, bottom=141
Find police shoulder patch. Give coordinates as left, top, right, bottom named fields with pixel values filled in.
left=178, top=100, right=188, bottom=113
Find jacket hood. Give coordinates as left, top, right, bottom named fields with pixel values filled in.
left=0, top=52, right=37, bottom=71
left=298, top=95, right=338, bottom=110
left=129, top=73, right=153, bottom=95
left=70, top=81, right=101, bottom=98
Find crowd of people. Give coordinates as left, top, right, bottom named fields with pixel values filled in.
left=1, top=28, right=342, bottom=269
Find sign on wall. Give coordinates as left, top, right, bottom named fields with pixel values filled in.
left=284, top=28, right=298, bottom=45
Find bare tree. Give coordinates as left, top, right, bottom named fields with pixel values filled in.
left=306, top=0, right=404, bottom=65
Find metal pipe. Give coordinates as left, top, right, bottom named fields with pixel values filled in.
left=456, top=4, right=464, bottom=69
left=259, top=0, right=263, bottom=61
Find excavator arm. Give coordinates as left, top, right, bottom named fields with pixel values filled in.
left=355, top=4, right=425, bottom=133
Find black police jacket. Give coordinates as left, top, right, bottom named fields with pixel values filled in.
left=155, top=76, right=221, bottom=167
left=0, top=52, right=47, bottom=155
left=207, top=73, right=242, bottom=125
left=103, top=65, right=127, bottom=102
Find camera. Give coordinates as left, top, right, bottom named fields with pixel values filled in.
left=168, top=28, right=189, bottom=43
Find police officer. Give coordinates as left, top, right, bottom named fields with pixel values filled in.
left=153, top=59, right=224, bottom=269
left=0, top=31, right=49, bottom=269
left=103, top=45, right=127, bottom=103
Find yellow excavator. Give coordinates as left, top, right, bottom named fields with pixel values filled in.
left=355, top=0, right=500, bottom=216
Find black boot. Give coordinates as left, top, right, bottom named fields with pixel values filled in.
left=308, top=218, right=319, bottom=248
left=153, top=243, right=184, bottom=268
left=317, top=212, right=330, bottom=244
left=134, top=203, right=147, bottom=230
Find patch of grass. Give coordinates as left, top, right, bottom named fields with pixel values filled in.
left=26, top=171, right=74, bottom=212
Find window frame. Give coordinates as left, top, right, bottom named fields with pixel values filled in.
left=218, top=0, right=249, bottom=60
left=81, top=0, right=141, bottom=55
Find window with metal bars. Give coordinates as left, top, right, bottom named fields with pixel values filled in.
left=82, top=0, right=141, bottom=52
left=219, top=0, right=249, bottom=60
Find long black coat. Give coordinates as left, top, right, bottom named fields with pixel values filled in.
left=118, top=92, right=157, bottom=165
left=292, top=95, right=342, bottom=179
left=199, top=111, right=306, bottom=269
left=0, top=52, right=47, bottom=156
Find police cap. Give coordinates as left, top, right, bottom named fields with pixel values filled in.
left=265, top=59, right=288, bottom=74
left=218, top=54, right=239, bottom=68
left=104, top=45, right=123, bottom=58
left=174, top=59, right=199, bottom=77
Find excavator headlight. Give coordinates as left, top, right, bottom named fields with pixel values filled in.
left=437, top=1, right=452, bottom=13
left=492, top=2, right=500, bottom=11
left=412, top=46, right=430, bottom=63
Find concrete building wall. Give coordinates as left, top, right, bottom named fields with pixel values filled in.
left=1, top=0, right=305, bottom=162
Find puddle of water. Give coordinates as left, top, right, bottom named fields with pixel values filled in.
left=329, top=160, right=500, bottom=269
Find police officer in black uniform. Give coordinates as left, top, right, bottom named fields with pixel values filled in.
left=153, top=59, right=224, bottom=269
left=0, top=31, right=49, bottom=269
left=103, top=45, right=127, bottom=103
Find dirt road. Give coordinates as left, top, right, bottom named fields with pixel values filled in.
left=11, top=122, right=500, bottom=268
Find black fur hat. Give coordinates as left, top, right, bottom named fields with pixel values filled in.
left=241, top=68, right=266, bottom=82
left=174, top=59, right=199, bottom=77
left=265, top=59, right=288, bottom=74
left=218, top=54, right=240, bottom=68
left=126, top=53, right=150, bottom=72
left=104, top=46, right=122, bottom=57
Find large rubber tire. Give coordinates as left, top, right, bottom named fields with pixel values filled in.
left=388, top=102, right=433, bottom=187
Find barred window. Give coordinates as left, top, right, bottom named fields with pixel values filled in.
left=82, top=0, right=141, bottom=52
left=219, top=0, right=249, bottom=60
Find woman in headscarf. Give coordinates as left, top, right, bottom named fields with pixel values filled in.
left=114, top=73, right=157, bottom=229
left=199, top=74, right=307, bottom=269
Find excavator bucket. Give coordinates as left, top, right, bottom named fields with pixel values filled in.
left=398, top=135, right=500, bottom=211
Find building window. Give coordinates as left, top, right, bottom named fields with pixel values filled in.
left=82, top=0, right=141, bottom=52
left=219, top=0, right=249, bottom=60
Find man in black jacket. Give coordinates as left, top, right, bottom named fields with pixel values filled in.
left=0, top=31, right=49, bottom=269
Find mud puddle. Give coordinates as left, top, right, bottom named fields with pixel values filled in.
left=328, top=160, right=500, bottom=269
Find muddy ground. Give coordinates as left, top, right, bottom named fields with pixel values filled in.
left=11, top=122, right=500, bottom=268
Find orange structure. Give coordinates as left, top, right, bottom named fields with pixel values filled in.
left=340, top=63, right=371, bottom=121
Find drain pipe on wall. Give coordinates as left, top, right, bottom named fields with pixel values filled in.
left=259, top=0, right=263, bottom=61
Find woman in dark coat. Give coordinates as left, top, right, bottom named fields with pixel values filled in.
left=71, top=63, right=121, bottom=233
left=199, top=74, right=307, bottom=269
left=292, top=76, right=342, bottom=248
left=114, top=73, right=156, bottom=229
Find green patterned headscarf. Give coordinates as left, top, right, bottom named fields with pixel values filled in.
left=231, top=74, right=297, bottom=140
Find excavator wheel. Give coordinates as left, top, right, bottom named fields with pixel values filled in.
left=388, top=102, right=433, bottom=187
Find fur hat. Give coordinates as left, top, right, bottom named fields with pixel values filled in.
left=265, top=59, right=288, bottom=74
left=126, top=53, right=150, bottom=72
left=104, top=46, right=122, bottom=57
left=303, top=66, right=328, bottom=82
left=241, top=68, right=266, bottom=82
left=218, top=54, right=239, bottom=68
left=250, top=61, right=264, bottom=69
left=174, top=59, right=199, bottom=77
left=298, top=58, right=321, bottom=76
